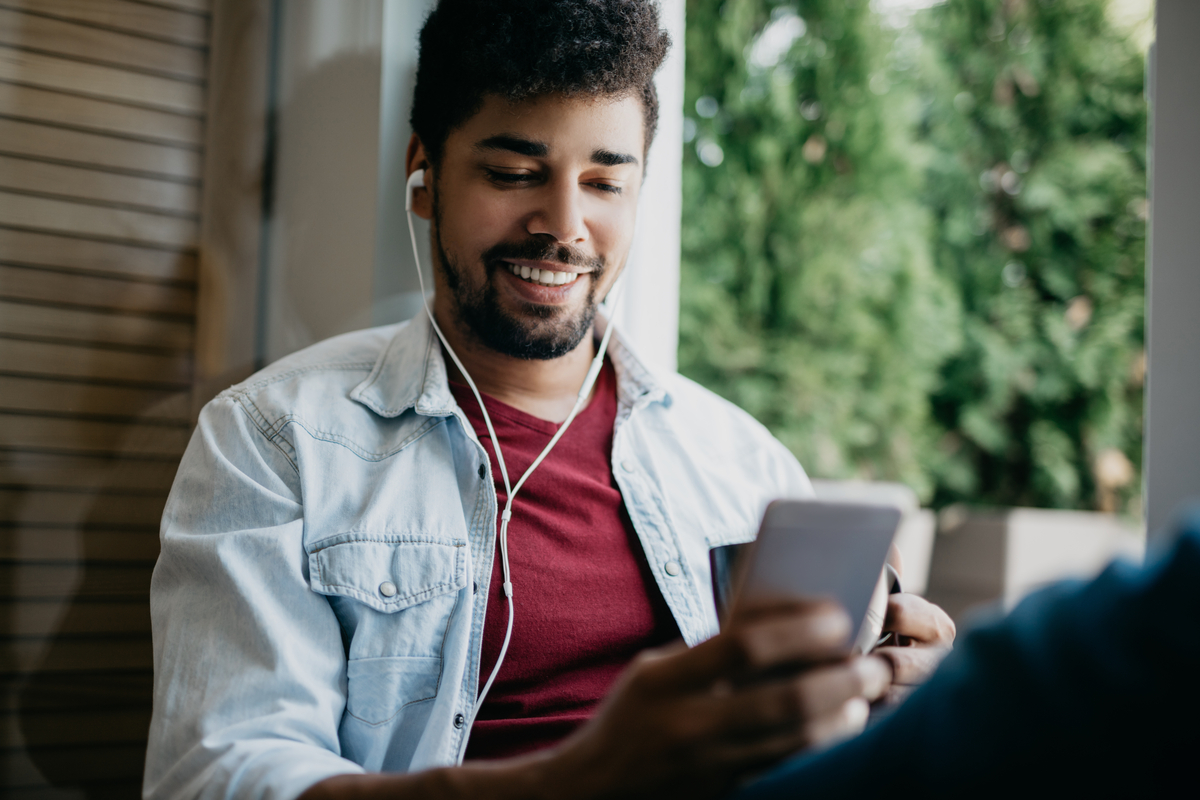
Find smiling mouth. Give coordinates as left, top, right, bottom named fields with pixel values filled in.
left=505, top=262, right=583, bottom=287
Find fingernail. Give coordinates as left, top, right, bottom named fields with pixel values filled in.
left=844, top=697, right=869, bottom=732
left=815, top=608, right=852, bottom=642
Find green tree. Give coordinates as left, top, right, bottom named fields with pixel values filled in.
left=917, top=0, right=1147, bottom=514
left=679, top=0, right=958, bottom=499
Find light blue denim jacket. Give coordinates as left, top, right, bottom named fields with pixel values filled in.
left=144, top=315, right=812, bottom=800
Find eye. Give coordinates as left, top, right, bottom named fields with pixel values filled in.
left=588, top=181, right=623, bottom=195
left=485, top=169, right=535, bottom=186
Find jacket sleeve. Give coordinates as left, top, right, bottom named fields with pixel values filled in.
left=144, top=395, right=364, bottom=800
left=734, top=511, right=1200, bottom=798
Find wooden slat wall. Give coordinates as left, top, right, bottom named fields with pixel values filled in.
left=0, top=1, right=210, bottom=795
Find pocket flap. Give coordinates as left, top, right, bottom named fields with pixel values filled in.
left=309, top=533, right=467, bottom=613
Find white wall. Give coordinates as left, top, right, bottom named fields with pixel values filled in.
left=1144, top=0, right=1200, bottom=542
left=372, top=0, right=436, bottom=327
left=612, top=0, right=685, bottom=373
left=264, top=0, right=385, bottom=363
left=263, top=0, right=685, bottom=373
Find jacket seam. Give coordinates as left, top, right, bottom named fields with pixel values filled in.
left=230, top=396, right=301, bottom=476
left=222, top=361, right=378, bottom=398
left=318, top=581, right=462, bottom=609
left=310, top=536, right=466, bottom=554
left=282, top=415, right=443, bottom=461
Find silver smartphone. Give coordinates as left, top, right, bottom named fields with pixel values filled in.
left=730, top=499, right=902, bottom=653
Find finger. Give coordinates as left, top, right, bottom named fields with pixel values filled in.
left=726, top=605, right=852, bottom=673
left=711, top=694, right=872, bottom=774
left=799, top=697, right=870, bottom=748
left=719, top=656, right=891, bottom=737
left=883, top=594, right=957, bottom=645
left=641, top=602, right=861, bottom=693
left=875, top=644, right=950, bottom=686
left=653, top=604, right=852, bottom=692
left=887, top=543, right=904, bottom=580
left=707, top=726, right=812, bottom=776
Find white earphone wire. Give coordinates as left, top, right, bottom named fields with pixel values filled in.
left=404, top=170, right=628, bottom=739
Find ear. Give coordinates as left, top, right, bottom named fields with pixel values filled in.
left=405, top=133, right=433, bottom=220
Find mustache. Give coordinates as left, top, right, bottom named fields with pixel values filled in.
left=482, top=239, right=605, bottom=272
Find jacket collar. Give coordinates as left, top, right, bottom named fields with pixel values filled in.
left=350, top=312, right=671, bottom=419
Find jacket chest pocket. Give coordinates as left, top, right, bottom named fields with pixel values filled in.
left=309, top=533, right=467, bottom=725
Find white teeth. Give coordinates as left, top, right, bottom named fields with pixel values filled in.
left=507, top=263, right=580, bottom=287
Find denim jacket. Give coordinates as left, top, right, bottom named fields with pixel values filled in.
left=144, top=315, right=812, bottom=800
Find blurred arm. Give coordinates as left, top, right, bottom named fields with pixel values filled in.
left=736, top=513, right=1200, bottom=798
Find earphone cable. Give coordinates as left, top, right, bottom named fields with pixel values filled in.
left=404, top=178, right=626, bottom=733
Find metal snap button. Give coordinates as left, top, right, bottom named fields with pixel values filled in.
left=664, top=560, right=682, bottom=577
left=453, top=713, right=466, bottom=729
left=379, top=581, right=397, bottom=598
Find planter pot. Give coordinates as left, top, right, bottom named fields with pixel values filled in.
left=925, top=506, right=1144, bottom=625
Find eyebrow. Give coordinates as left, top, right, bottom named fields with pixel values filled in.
left=475, top=134, right=548, bottom=158
left=474, top=134, right=639, bottom=167
left=591, top=148, right=639, bottom=167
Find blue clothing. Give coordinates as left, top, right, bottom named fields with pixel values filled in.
left=144, top=315, right=812, bottom=800
left=738, top=510, right=1200, bottom=798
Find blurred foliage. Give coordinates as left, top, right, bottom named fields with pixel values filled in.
left=679, top=0, right=958, bottom=500
left=679, top=0, right=1147, bottom=514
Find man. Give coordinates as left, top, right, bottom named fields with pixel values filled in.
left=735, top=509, right=1200, bottom=798
left=144, top=2, right=954, bottom=798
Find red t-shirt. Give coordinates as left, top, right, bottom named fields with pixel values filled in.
left=450, top=360, right=680, bottom=761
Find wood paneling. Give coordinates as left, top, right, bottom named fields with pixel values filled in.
left=0, top=376, right=192, bottom=421
left=0, top=81, right=204, bottom=146
left=3, top=706, right=152, bottom=747
left=3, top=636, right=153, bottom=673
left=2, top=0, right=210, bottom=48
left=0, top=118, right=202, bottom=181
left=2, top=600, right=153, bottom=636
left=0, top=338, right=193, bottom=386
left=0, top=8, right=207, bottom=81
left=0, top=265, right=196, bottom=315
left=4, top=782, right=146, bottom=800
left=0, top=453, right=181, bottom=492
left=0, top=415, right=189, bottom=457
left=0, top=302, right=193, bottom=350
left=0, top=228, right=196, bottom=282
left=0, top=45, right=204, bottom=115
left=0, top=528, right=160, bottom=562
left=3, top=748, right=146, bottom=790
left=0, top=0, right=230, bottom=786
left=0, top=563, right=156, bottom=600
left=0, top=154, right=201, bottom=215
left=146, top=0, right=213, bottom=15
left=0, top=489, right=169, bottom=527
left=0, top=191, right=198, bottom=249
left=3, top=673, right=152, bottom=711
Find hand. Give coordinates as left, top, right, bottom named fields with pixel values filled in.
left=301, top=603, right=892, bottom=800
left=541, top=601, right=892, bottom=800
left=874, top=593, right=956, bottom=704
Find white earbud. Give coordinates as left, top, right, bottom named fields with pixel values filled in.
left=405, top=168, right=425, bottom=212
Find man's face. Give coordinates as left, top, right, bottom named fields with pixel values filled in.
left=425, top=93, right=645, bottom=360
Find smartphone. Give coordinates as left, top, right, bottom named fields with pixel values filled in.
left=730, top=499, right=902, bottom=654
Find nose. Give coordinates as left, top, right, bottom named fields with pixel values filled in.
left=526, top=180, right=587, bottom=245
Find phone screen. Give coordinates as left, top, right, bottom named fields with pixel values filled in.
left=732, top=500, right=901, bottom=652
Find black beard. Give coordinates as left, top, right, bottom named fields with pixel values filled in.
left=432, top=211, right=606, bottom=361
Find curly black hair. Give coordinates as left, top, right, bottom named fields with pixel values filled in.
left=411, top=0, right=671, bottom=165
